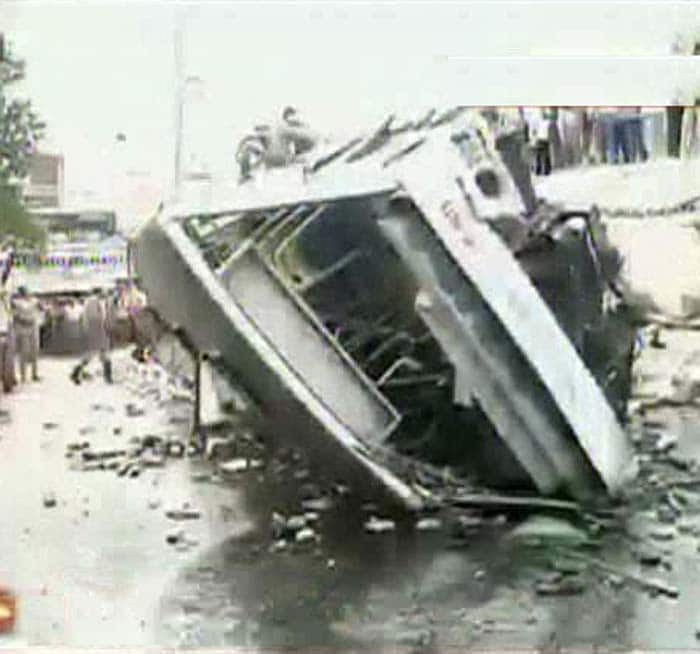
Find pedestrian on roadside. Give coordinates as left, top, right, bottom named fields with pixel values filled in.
left=11, top=286, right=42, bottom=383
left=625, top=107, right=649, bottom=163
left=124, top=280, right=147, bottom=344
left=0, top=245, right=17, bottom=394
left=558, top=107, right=584, bottom=167
left=680, top=99, right=700, bottom=160
left=606, top=107, right=631, bottom=165
left=530, top=109, right=552, bottom=176
left=70, top=289, right=112, bottom=385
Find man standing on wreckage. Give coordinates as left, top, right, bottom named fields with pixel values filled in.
left=235, top=106, right=320, bottom=180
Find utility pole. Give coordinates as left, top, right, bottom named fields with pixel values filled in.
left=173, top=23, right=184, bottom=201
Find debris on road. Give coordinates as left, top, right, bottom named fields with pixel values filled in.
left=649, top=526, right=676, bottom=542
left=301, top=496, right=334, bottom=512
left=655, top=433, right=679, bottom=454
left=415, top=517, right=442, bottom=532
left=218, top=458, right=250, bottom=474
left=294, top=527, right=318, bottom=544
left=42, top=492, right=57, bottom=508
left=534, top=572, right=585, bottom=597
left=166, top=507, right=202, bottom=521
left=364, top=516, right=396, bottom=534
left=509, top=516, right=589, bottom=547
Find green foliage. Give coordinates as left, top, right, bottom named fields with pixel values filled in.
left=0, top=37, right=46, bottom=185
left=0, top=187, right=46, bottom=247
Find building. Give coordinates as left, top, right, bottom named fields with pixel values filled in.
left=23, top=152, right=65, bottom=209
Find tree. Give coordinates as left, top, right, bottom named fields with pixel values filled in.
left=0, top=34, right=46, bottom=245
left=0, top=187, right=45, bottom=247
left=0, top=35, right=45, bottom=187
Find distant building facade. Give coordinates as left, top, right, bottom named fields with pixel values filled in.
left=23, top=153, right=65, bottom=208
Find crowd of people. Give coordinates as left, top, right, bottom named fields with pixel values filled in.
left=0, top=241, right=147, bottom=417
left=498, top=106, right=700, bottom=177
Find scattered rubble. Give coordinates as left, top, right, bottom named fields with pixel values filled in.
left=218, top=458, right=251, bottom=474
left=301, top=496, right=334, bottom=512
left=364, top=516, right=396, bottom=534
left=509, top=516, right=589, bottom=547
left=534, top=572, right=585, bottom=597
left=294, top=527, right=318, bottom=544
left=166, top=508, right=202, bottom=521
left=415, top=517, right=442, bottom=532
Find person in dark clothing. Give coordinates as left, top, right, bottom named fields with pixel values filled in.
left=667, top=107, right=685, bottom=157
left=626, top=108, right=648, bottom=162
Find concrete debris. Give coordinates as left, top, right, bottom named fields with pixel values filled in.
left=218, top=458, right=250, bottom=474
left=450, top=514, right=485, bottom=538
left=655, top=434, right=679, bottom=454
left=303, top=511, right=319, bottom=524
left=286, top=515, right=308, bottom=532
left=271, top=512, right=288, bottom=540
left=509, top=516, right=589, bottom=547
left=166, top=508, right=202, bottom=521
left=415, top=517, right=443, bottom=532
left=549, top=558, right=588, bottom=576
left=649, top=526, right=676, bottom=542
left=364, top=516, right=396, bottom=534
left=125, top=403, right=146, bottom=417
left=656, top=505, right=677, bottom=525
left=566, top=550, right=679, bottom=599
left=166, top=440, right=186, bottom=458
left=81, top=449, right=128, bottom=462
left=199, top=358, right=233, bottom=429
left=269, top=539, right=287, bottom=554
left=332, top=483, right=351, bottom=497
left=535, top=574, right=585, bottom=597
left=301, top=496, right=334, bottom=512
left=204, top=436, right=236, bottom=461
left=294, top=527, right=318, bottom=544
left=396, top=627, right=436, bottom=648
left=636, top=548, right=663, bottom=567
left=450, top=492, right=582, bottom=515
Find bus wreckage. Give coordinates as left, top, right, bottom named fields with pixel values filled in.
left=134, top=108, right=638, bottom=510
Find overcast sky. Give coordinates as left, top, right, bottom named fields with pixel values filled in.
left=4, top=2, right=700, bottom=216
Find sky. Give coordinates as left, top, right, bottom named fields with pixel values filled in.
left=3, top=1, right=700, bottom=222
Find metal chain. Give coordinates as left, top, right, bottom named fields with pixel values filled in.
left=597, top=195, right=700, bottom=219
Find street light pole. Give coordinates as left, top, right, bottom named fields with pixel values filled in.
left=173, top=24, right=184, bottom=202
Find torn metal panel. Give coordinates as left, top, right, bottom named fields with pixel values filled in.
left=135, top=208, right=420, bottom=511
left=375, top=209, right=598, bottom=498
left=388, top=132, right=637, bottom=496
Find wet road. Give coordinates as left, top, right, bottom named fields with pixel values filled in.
left=2, top=342, right=700, bottom=651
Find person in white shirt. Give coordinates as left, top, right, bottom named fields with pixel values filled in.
left=528, top=109, right=553, bottom=176
left=11, top=286, right=42, bottom=383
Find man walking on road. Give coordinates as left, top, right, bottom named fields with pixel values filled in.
left=11, top=286, right=42, bottom=383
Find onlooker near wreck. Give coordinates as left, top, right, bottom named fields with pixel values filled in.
left=529, top=109, right=553, bottom=176
left=11, top=286, right=42, bottom=383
